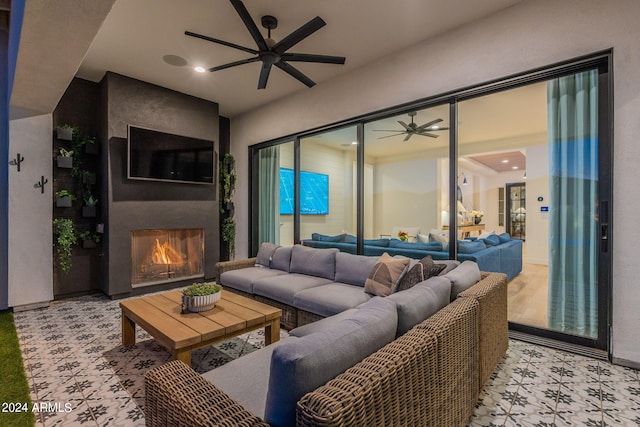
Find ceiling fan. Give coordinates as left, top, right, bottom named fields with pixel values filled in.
left=185, top=0, right=346, bottom=90
left=372, top=112, right=449, bottom=141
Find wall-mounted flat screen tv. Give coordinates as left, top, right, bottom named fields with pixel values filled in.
left=279, top=167, right=329, bottom=215
left=128, top=125, right=215, bottom=185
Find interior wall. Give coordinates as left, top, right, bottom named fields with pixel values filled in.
left=525, top=144, right=549, bottom=265
left=230, top=0, right=640, bottom=365
left=8, top=114, right=53, bottom=308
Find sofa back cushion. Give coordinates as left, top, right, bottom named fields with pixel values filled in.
left=389, top=239, right=444, bottom=252
left=255, top=242, right=279, bottom=267
left=334, top=252, right=379, bottom=287
left=363, top=238, right=390, bottom=247
left=311, top=232, right=345, bottom=242
left=290, top=244, right=339, bottom=280
left=457, top=240, right=487, bottom=254
left=445, top=260, right=482, bottom=300
left=481, top=234, right=501, bottom=247
left=386, top=276, right=451, bottom=336
left=265, top=297, right=397, bottom=427
left=271, top=246, right=293, bottom=272
left=498, top=232, right=511, bottom=243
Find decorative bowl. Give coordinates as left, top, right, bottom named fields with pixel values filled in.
left=182, top=291, right=221, bottom=312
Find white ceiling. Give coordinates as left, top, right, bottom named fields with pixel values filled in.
left=73, top=0, right=522, bottom=118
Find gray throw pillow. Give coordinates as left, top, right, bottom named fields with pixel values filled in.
left=255, top=242, right=279, bottom=268
left=394, top=255, right=446, bottom=293
left=444, top=260, right=481, bottom=300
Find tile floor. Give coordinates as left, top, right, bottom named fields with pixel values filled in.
left=12, top=293, right=640, bottom=427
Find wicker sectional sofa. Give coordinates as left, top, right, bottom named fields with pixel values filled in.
left=145, top=245, right=508, bottom=427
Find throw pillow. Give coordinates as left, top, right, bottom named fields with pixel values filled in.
left=429, top=229, right=449, bottom=245
left=364, top=252, right=409, bottom=297
left=255, top=242, right=279, bottom=268
left=394, top=255, right=446, bottom=292
left=498, top=232, right=511, bottom=243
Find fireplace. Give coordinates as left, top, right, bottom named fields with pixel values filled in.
left=131, top=229, right=204, bottom=287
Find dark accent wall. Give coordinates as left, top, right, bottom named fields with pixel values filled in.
left=101, top=73, right=219, bottom=297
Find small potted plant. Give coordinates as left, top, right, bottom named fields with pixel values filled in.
left=56, top=124, right=74, bottom=141
left=471, top=210, right=484, bottom=225
left=79, top=230, right=101, bottom=249
left=55, top=189, right=76, bottom=208
left=181, top=282, right=222, bottom=313
left=397, top=230, right=409, bottom=242
left=57, top=147, right=74, bottom=168
left=82, top=194, right=98, bottom=217
left=81, top=135, right=99, bottom=155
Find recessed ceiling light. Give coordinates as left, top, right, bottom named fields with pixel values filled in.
left=501, top=159, right=509, bottom=163
left=351, top=141, right=358, bottom=145
left=194, top=66, right=206, bottom=73
left=431, top=125, right=439, bottom=130
left=512, top=166, right=519, bottom=170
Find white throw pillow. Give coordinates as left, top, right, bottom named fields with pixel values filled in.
left=429, top=229, right=449, bottom=245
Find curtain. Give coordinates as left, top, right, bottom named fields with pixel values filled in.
left=258, top=146, right=280, bottom=245
left=547, top=69, right=598, bottom=338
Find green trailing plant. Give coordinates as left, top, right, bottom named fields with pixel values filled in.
left=53, top=218, right=77, bottom=274
left=220, top=154, right=237, bottom=259
left=55, top=189, right=77, bottom=201
left=79, top=230, right=101, bottom=243
left=182, top=282, right=222, bottom=297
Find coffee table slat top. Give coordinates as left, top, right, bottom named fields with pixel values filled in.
left=120, top=298, right=202, bottom=349
left=119, top=288, right=281, bottom=356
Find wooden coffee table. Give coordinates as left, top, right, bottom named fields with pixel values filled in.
left=120, top=289, right=281, bottom=365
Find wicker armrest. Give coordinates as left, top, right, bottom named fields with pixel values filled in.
left=214, top=257, right=257, bottom=279
left=297, top=328, right=439, bottom=427
left=145, top=360, right=268, bottom=427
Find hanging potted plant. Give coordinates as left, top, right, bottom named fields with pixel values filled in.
left=53, top=218, right=77, bottom=274
left=56, top=124, right=74, bottom=141
left=57, top=148, right=74, bottom=168
left=82, top=194, right=98, bottom=217
left=55, top=189, right=76, bottom=208
left=81, top=135, right=99, bottom=155
left=79, top=230, right=101, bottom=249
left=181, top=282, right=222, bottom=313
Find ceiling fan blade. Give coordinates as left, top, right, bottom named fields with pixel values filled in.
left=273, top=16, right=326, bottom=54
left=281, top=53, right=345, bottom=64
left=230, top=0, right=269, bottom=51
left=371, top=129, right=408, bottom=132
left=258, top=62, right=273, bottom=89
left=397, top=121, right=410, bottom=130
left=403, top=133, right=413, bottom=142
left=415, top=132, right=439, bottom=138
left=209, top=57, right=260, bottom=72
left=185, top=31, right=258, bottom=55
left=415, top=118, right=443, bottom=131
left=275, top=61, right=316, bottom=87
left=377, top=133, right=407, bottom=139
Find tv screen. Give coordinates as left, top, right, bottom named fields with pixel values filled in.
left=128, top=125, right=215, bottom=185
left=279, top=168, right=329, bottom=215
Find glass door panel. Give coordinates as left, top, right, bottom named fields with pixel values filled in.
left=363, top=105, right=450, bottom=247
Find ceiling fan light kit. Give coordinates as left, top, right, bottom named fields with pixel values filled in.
left=185, top=0, right=346, bottom=89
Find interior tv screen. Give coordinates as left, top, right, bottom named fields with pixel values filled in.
left=279, top=167, right=329, bottom=215
left=128, top=125, right=215, bottom=185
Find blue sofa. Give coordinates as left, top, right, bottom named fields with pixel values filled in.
left=303, top=232, right=522, bottom=281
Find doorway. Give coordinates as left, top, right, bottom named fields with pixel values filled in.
left=506, top=182, right=526, bottom=240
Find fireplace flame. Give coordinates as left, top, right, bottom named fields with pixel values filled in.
left=151, top=239, right=185, bottom=265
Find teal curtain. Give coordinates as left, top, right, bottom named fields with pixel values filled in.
left=258, top=146, right=280, bottom=244
left=547, top=70, right=598, bottom=338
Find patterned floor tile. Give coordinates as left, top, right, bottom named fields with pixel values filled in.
left=11, top=294, right=640, bottom=426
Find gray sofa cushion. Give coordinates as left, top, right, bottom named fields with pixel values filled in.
left=271, top=246, right=292, bottom=272
left=203, top=336, right=297, bottom=419
left=264, top=297, right=397, bottom=427
left=435, top=259, right=460, bottom=275
left=334, top=252, right=379, bottom=287
left=220, top=267, right=287, bottom=293
left=256, top=242, right=279, bottom=267
left=293, top=283, right=373, bottom=317
left=289, top=245, right=339, bottom=280
left=253, top=273, right=333, bottom=306
left=445, top=260, right=482, bottom=300
left=386, top=276, right=451, bottom=336
left=289, top=308, right=359, bottom=337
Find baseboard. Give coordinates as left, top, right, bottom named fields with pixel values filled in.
left=611, top=357, right=640, bottom=370
left=509, top=330, right=608, bottom=361
left=12, top=301, right=51, bottom=312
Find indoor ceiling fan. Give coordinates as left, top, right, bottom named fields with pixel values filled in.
left=373, top=112, right=449, bottom=141
left=185, top=0, right=346, bottom=90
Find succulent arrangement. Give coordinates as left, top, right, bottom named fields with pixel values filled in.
left=182, top=282, right=222, bottom=297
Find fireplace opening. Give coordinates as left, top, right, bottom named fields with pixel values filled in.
left=131, top=229, right=204, bottom=287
